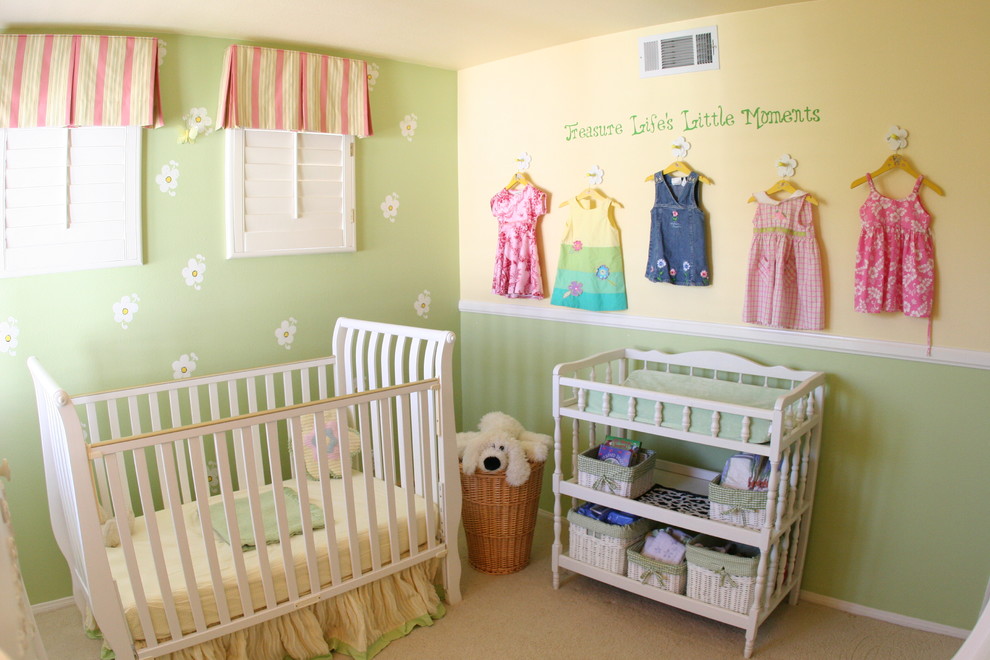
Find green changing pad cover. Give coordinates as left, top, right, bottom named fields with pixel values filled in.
left=210, top=486, right=325, bottom=550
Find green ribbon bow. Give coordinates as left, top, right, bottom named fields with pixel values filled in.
left=716, top=566, right=739, bottom=588
left=640, top=569, right=667, bottom=588
left=593, top=475, right=619, bottom=493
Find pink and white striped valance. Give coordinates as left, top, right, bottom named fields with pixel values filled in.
left=0, top=34, right=163, bottom=128
left=216, top=45, right=373, bottom=137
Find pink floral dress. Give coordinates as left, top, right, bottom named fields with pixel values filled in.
left=854, top=174, right=934, bottom=318
left=490, top=184, right=547, bottom=299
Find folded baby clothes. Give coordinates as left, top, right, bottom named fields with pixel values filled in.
left=720, top=453, right=770, bottom=491
left=642, top=528, right=688, bottom=564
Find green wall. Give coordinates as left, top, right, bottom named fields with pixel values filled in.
left=0, top=33, right=459, bottom=604
left=458, top=312, right=990, bottom=630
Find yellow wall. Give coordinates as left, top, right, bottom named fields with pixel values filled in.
left=458, top=0, right=990, bottom=351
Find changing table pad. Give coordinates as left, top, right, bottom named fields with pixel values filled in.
left=586, top=369, right=791, bottom=443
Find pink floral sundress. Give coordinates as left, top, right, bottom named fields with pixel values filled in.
left=490, top=184, right=547, bottom=299
left=854, top=174, right=934, bottom=318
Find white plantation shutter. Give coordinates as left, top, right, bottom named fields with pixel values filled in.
left=226, top=128, right=356, bottom=257
left=0, top=126, right=141, bottom=277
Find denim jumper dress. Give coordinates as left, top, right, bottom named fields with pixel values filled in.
left=645, top=171, right=711, bottom=286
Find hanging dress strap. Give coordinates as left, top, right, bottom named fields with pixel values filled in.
left=912, top=175, right=925, bottom=194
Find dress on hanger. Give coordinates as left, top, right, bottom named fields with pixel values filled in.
left=550, top=195, right=627, bottom=311
left=490, top=184, right=547, bottom=299
left=742, top=190, right=824, bottom=330
left=854, top=174, right=934, bottom=318
left=645, top=170, right=711, bottom=286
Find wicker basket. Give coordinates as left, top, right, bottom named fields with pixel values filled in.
left=460, top=460, right=545, bottom=575
left=686, top=535, right=761, bottom=613
left=577, top=446, right=655, bottom=499
left=626, top=539, right=687, bottom=594
left=567, top=509, right=654, bottom=574
left=708, top=475, right=768, bottom=530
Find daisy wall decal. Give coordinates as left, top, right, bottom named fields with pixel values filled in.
left=381, top=193, right=400, bottom=222
left=414, top=290, right=431, bottom=318
left=156, top=161, right=180, bottom=196
left=276, top=318, right=298, bottom=349
left=401, top=114, right=418, bottom=141
left=367, top=63, right=380, bottom=91
left=182, top=255, right=206, bottom=290
left=0, top=317, right=19, bottom=356
left=172, top=353, right=199, bottom=379
left=113, top=294, right=140, bottom=329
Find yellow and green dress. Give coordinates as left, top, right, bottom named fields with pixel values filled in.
left=550, top=196, right=627, bottom=311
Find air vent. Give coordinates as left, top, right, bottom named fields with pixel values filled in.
left=639, top=26, right=719, bottom=78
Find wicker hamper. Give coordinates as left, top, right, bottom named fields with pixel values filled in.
left=708, top=475, right=768, bottom=530
left=626, top=539, right=687, bottom=594
left=567, top=509, right=654, bottom=574
left=460, top=460, right=545, bottom=574
left=686, top=535, right=761, bottom=614
left=577, top=446, right=655, bottom=499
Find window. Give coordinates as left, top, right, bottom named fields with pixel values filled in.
left=225, top=128, right=356, bottom=258
left=0, top=126, right=142, bottom=278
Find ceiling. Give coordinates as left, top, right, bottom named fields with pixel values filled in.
left=2, top=0, right=809, bottom=70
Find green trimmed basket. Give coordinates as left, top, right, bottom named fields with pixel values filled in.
left=686, top=535, right=761, bottom=614
left=567, top=509, right=654, bottom=574
left=708, top=475, right=768, bottom=530
left=577, top=446, right=655, bottom=499
left=626, top=539, right=687, bottom=594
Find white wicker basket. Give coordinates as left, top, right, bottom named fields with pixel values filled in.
left=685, top=535, right=760, bottom=614
left=708, top=475, right=768, bottom=530
left=567, top=509, right=653, bottom=575
left=626, top=540, right=686, bottom=594
left=577, top=446, right=655, bottom=499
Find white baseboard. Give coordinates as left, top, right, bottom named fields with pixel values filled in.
left=32, top=596, right=74, bottom=615
left=536, top=509, right=970, bottom=639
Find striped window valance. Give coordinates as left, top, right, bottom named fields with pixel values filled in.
left=216, top=45, right=373, bottom=137
left=0, top=34, right=163, bottom=128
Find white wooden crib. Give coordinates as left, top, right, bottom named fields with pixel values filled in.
left=28, top=318, right=462, bottom=660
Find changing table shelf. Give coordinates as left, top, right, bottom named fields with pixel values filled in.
left=550, top=348, right=826, bottom=658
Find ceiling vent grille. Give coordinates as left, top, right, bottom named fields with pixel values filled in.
left=639, top=26, right=719, bottom=78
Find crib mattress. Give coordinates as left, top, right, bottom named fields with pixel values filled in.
left=584, top=369, right=791, bottom=443
left=104, top=473, right=434, bottom=642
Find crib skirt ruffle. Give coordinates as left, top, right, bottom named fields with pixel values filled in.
left=87, top=558, right=444, bottom=660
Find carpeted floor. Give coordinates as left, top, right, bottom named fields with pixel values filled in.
left=35, top=515, right=965, bottom=659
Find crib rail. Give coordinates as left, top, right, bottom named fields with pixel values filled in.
left=88, top=380, right=446, bottom=658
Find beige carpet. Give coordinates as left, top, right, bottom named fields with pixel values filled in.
left=36, top=515, right=964, bottom=659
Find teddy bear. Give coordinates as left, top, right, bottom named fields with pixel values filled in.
left=457, top=412, right=552, bottom=486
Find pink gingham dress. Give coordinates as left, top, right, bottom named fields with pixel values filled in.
left=742, top=191, right=824, bottom=330
left=854, top=174, right=934, bottom=318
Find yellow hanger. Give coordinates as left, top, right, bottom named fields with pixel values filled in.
left=559, top=188, right=623, bottom=208
left=748, top=179, right=819, bottom=206
left=504, top=171, right=533, bottom=190
left=644, top=161, right=713, bottom=185
left=849, top=154, right=944, bottom=195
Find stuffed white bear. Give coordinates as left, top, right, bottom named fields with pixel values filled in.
left=457, top=412, right=552, bottom=486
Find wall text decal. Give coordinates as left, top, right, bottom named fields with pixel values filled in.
left=564, top=105, right=822, bottom=141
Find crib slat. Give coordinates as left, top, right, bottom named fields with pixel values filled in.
left=356, top=403, right=382, bottom=572
left=127, top=395, right=142, bottom=436
left=314, top=411, right=343, bottom=587
left=167, top=389, right=192, bottom=504
left=235, top=426, right=277, bottom=610
left=331, top=408, right=363, bottom=580
left=287, top=415, right=321, bottom=596
left=417, top=390, right=437, bottom=551
left=377, top=395, right=401, bottom=565
left=264, top=419, right=299, bottom=602
left=104, top=452, right=159, bottom=648
left=188, top=435, right=234, bottom=625
left=84, top=402, right=112, bottom=507
left=229, top=382, right=249, bottom=492
left=212, top=430, right=260, bottom=617
left=397, top=393, right=419, bottom=555
left=156, top=442, right=208, bottom=633
left=132, top=446, right=183, bottom=641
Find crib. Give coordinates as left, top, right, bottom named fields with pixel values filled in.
left=28, top=318, right=462, bottom=660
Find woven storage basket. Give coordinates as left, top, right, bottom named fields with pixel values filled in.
left=577, top=446, right=655, bottom=499
left=460, top=460, right=545, bottom=575
left=626, top=539, right=687, bottom=594
left=686, top=535, right=761, bottom=614
left=567, top=509, right=654, bottom=574
left=708, top=475, right=768, bottom=530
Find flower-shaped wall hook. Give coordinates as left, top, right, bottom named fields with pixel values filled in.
left=586, top=165, right=604, bottom=186
left=514, top=152, right=532, bottom=171
left=886, top=125, right=908, bottom=151
left=671, top=136, right=691, bottom=160
left=776, top=154, right=797, bottom=178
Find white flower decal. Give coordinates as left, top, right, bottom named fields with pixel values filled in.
left=182, top=255, right=206, bottom=290
left=414, top=290, right=431, bottom=319
left=514, top=152, right=532, bottom=171
left=172, top=353, right=199, bottom=379
left=401, top=113, right=418, bottom=141
left=367, top=63, right=380, bottom=91
left=776, top=154, right=797, bottom=178
left=156, top=161, right=180, bottom=196
left=381, top=193, right=400, bottom=222
left=886, top=125, right=908, bottom=151
left=157, top=40, right=167, bottom=67
left=586, top=164, right=604, bottom=186
left=276, top=318, right=297, bottom=350
left=180, top=107, right=214, bottom=143
left=0, top=317, right=19, bottom=356
left=206, top=460, right=220, bottom=495
left=671, top=136, right=692, bottom=160
left=113, top=294, right=140, bottom=329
